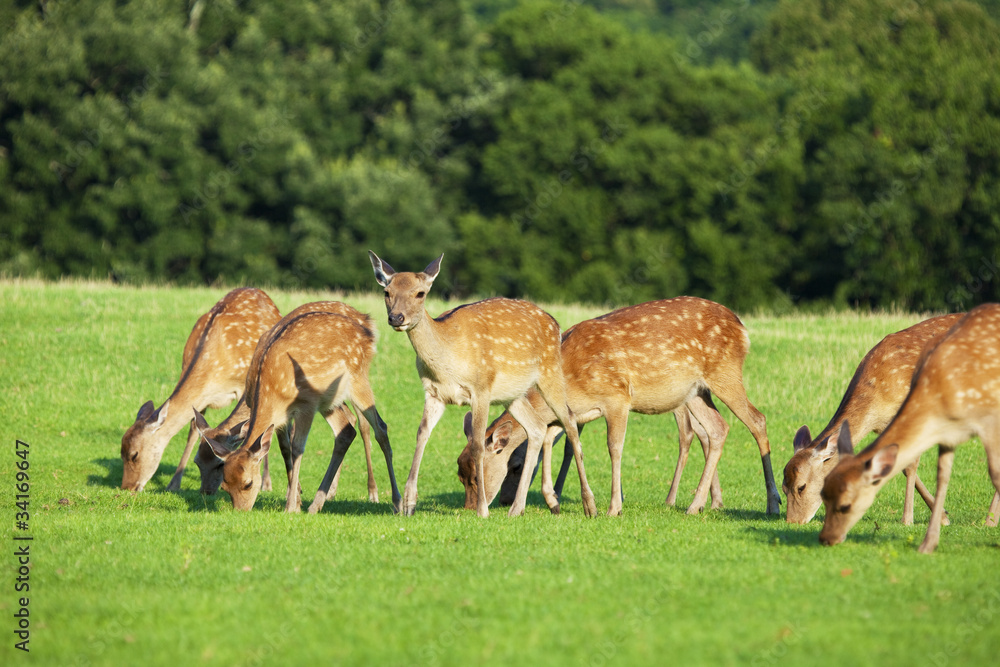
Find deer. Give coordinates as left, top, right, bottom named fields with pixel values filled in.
left=783, top=313, right=965, bottom=524
left=193, top=301, right=383, bottom=504
left=454, top=297, right=778, bottom=516
left=819, top=303, right=1000, bottom=553
left=121, top=288, right=280, bottom=492
left=369, top=251, right=597, bottom=518
left=198, top=308, right=402, bottom=513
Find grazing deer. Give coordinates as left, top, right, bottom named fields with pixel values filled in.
left=199, top=308, right=401, bottom=512
left=369, top=251, right=597, bottom=518
left=819, top=303, right=1000, bottom=553
left=121, top=288, right=280, bottom=492
left=784, top=313, right=965, bottom=524
left=455, top=298, right=776, bottom=516
left=194, top=301, right=383, bottom=504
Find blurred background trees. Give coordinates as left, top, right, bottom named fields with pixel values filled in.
left=2, top=0, right=999, bottom=312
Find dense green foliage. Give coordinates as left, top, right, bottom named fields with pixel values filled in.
left=2, top=0, right=1000, bottom=310
left=3, top=280, right=1000, bottom=664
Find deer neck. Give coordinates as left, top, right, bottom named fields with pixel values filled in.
left=405, top=309, right=456, bottom=373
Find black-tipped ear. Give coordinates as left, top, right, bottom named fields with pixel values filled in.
left=369, top=250, right=395, bottom=287
left=463, top=412, right=473, bottom=439
left=247, top=425, right=274, bottom=461
left=869, top=444, right=898, bottom=482
left=423, top=254, right=443, bottom=280
left=136, top=400, right=156, bottom=422
left=793, top=425, right=812, bottom=452
left=192, top=408, right=210, bottom=432
left=836, top=422, right=853, bottom=455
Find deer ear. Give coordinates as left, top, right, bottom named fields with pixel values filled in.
left=867, top=444, right=898, bottom=483
left=793, top=425, right=812, bottom=452
left=836, top=422, right=853, bottom=456
left=136, top=400, right=156, bottom=422
left=150, top=403, right=168, bottom=432
left=491, top=421, right=514, bottom=452
left=247, top=425, right=273, bottom=462
left=235, top=420, right=250, bottom=441
left=368, top=250, right=395, bottom=287
left=200, top=431, right=233, bottom=462
left=192, top=408, right=210, bottom=432
left=423, top=254, right=443, bottom=281
left=463, top=412, right=473, bottom=439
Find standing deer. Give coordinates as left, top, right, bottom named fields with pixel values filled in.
left=369, top=251, right=597, bottom=518
left=819, top=303, right=1000, bottom=553
left=455, top=298, right=778, bottom=516
left=784, top=313, right=964, bottom=524
left=194, top=301, right=383, bottom=504
left=121, top=288, right=279, bottom=492
left=199, top=309, right=401, bottom=512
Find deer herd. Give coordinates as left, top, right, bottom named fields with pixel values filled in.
left=120, top=252, right=1000, bottom=554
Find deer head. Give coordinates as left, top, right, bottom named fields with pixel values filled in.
left=198, top=420, right=273, bottom=510
left=818, top=442, right=899, bottom=546
left=120, top=401, right=170, bottom=491
left=369, top=251, right=443, bottom=331
left=783, top=422, right=854, bottom=523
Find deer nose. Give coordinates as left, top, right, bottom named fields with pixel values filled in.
left=388, top=313, right=405, bottom=327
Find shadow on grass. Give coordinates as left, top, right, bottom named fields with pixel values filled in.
left=89, top=457, right=125, bottom=488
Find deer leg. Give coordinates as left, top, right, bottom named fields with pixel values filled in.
left=984, top=433, right=1000, bottom=528
left=353, top=403, right=379, bottom=503
left=403, top=395, right=446, bottom=516
left=537, top=375, right=596, bottom=517
left=358, top=404, right=402, bottom=513
left=902, top=459, right=917, bottom=526
left=167, top=417, right=202, bottom=492
left=919, top=445, right=956, bottom=554
left=552, top=430, right=573, bottom=500
left=539, top=424, right=565, bottom=514
left=308, top=407, right=358, bottom=514
left=684, top=395, right=729, bottom=515
left=687, top=401, right=723, bottom=509
left=988, top=491, right=1000, bottom=528
left=666, top=410, right=693, bottom=508
left=467, top=398, right=493, bottom=518
left=506, top=396, right=548, bottom=517
left=284, top=413, right=313, bottom=513
left=605, top=406, right=630, bottom=516
left=708, top=379, right=780, bottom=515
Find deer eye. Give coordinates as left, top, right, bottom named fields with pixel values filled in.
left=243, top=481, right=253, bottom=491
left=797, top=484, right=806, bottom=494
left=130, top=452, right=139, bottom=463
left=838, top=504, right=852, bottom=514
left=383, top=290, right=390, bottom=299
left=416, top=291, right=426, bottom=299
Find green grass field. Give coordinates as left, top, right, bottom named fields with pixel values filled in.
left=1, top=280, right=998, bottom=665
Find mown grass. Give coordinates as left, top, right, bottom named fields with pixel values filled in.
left=1, top=280, right=998, bottom=665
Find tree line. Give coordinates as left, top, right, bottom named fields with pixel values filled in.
left=2, top=0, right=999, bottom=312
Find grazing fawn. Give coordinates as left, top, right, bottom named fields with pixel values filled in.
left=121, top=288, right=279, bottom=492
left=195, top=301, right=384, bottom=504
left=819, top=303, right=1000, bottom=553
left=199, top=308, right=401, bottom=512
left=455, top=298, right=778, bottom=516
left=369, top=251, right=597, bottom=518
left=784, top=313, right=965, bottom=524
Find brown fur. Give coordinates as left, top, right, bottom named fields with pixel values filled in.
left=784, top=313, right=964, bottom=524
left=820, top=304, right=1000, bottom=552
